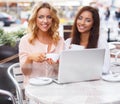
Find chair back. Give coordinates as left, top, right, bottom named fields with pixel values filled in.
left=0, top=89, right=17, bottom=104
left=7, top=63, right=24, bottom=104
left=63, top=25, right=72, bottom=40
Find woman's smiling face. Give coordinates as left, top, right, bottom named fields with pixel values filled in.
left=36, top=8, right=52, bottom=32
left=76, top=11, right=93, bottom=34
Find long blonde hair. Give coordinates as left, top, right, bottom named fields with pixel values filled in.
left=28, top=2, right=60, bottom=44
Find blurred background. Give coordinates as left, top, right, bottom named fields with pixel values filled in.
left=0, top=0, right=120, bottom=101
left=0, top=0, right=120, bottom=41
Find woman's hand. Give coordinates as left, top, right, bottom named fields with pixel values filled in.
left=46, top=58, right=59, bottom=64
left=29, top=53, right=46, bottom=62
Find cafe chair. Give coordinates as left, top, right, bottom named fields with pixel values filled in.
left=63, top=25, right=72, bottom=40
left=0, top=89, right=17, bottom=104
left=7, top=62, right=24, bottom=104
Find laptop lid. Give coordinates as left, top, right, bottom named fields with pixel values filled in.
left=56, top=48, right=105, bottom=84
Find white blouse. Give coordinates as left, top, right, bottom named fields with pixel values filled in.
left=65, top=34, right=110, bottom=74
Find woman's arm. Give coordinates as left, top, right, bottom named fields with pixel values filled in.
left=20, top=52, right=46, bottom=75
left=19, top=35, right=46, bottom=75
left=98, top=33, right=111, bottom=74
left=21, top=56, right=32, bottom=75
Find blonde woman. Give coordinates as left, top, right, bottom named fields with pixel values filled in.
left=19, top=2, right=64, bottom=84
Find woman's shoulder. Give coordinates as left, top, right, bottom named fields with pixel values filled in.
left=19, top=34, right=31, bottom=45
left=65, top=38, right=72, bottom=44
left=20, top=34, right=30, bottom=41
left=98, top=31, right=108, bottom=48
left=59, top=36, right=64, bottom=40
left=64, top=38, right=72, bottom=50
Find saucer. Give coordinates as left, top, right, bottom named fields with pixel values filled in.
left=29, top=77, right=53, bottom=85
left=102, top=73, right=120, bottom=82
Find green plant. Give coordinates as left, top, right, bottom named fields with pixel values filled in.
left=0, top=28, right=5, bottom=46
left=0, top=28, right=26, bottom=47
left=0, top=28, right=4, bottom=35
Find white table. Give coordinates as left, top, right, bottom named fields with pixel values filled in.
left=25, top=79, right=120, bottom=104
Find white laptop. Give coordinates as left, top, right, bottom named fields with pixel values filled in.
left=54, top=48, right=105, bottom=84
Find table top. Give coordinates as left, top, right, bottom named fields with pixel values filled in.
left=25, top=79, right=120, bottom=104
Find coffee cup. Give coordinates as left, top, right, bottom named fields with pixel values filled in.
left=46, top=53, right=59, bottom=62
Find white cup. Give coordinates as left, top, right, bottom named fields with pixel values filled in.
left=70, top=44, right=84, bottom=50
left=46, top=53, right=59, bottom=62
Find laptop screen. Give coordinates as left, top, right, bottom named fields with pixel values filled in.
left=57, top=49, right=105, bottom=84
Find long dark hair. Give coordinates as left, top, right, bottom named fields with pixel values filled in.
left=71, top=6, right=100, bottom=48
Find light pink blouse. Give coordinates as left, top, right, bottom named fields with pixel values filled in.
left=19, top=34, right=64, bottom=84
